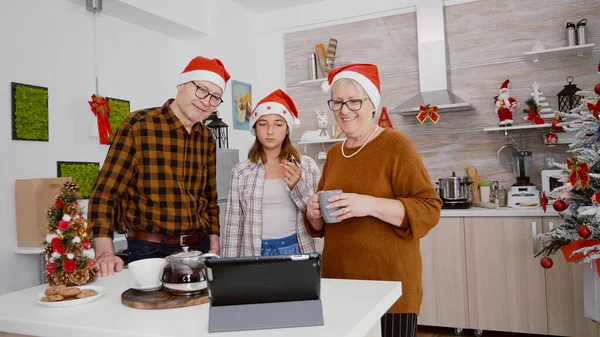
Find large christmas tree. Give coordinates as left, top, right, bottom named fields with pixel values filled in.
left=534, top=61, right=600, bottom=272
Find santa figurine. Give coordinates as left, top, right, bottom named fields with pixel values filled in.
left=494, top=79, right=519, bottom=127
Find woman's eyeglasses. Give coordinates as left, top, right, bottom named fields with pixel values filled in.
left=191, top=82, right=223, bottom=107
left=327, top=98, right=369, bottom=112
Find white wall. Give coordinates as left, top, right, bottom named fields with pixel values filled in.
left=0, top=0, right=257, bottom=295
left=182, top=0, right=259, bottom=159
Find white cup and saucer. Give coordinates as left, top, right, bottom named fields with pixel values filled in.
left=128, top=258, right=167, bottom=292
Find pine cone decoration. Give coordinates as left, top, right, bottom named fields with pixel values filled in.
left=62, top=181, right=80, bottom=194
left=47, top=272, right=72, bottom=287
left=60, top=181, right=81, bottom=200
left=88, top=267, right=99, bottom=282
left=69, top=269, right=90, bottom=285
left=70, top=218, right=86, bottom=234
left=64, top=202, right=80, bottom=218
left=66, top=243, right=83, bottom=257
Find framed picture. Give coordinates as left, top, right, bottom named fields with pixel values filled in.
left=105, top=97, right=131, bottom=143
left=231, top=80, right=252, bottom=130
left=11, top=82, right=49, bottom=141
left=57, top=161, right=101, bottom=199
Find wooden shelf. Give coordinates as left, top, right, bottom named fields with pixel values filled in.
left=483, top=123, right=551, bottom=132
left=523, top=43, right=595, bottom=62
left=289, top=78, right=327, bottom=88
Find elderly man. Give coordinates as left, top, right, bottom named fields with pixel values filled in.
left=88, top=56, right=230, bottom=277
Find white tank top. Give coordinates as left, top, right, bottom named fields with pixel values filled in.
left=261, top=179, right=297, bottom=239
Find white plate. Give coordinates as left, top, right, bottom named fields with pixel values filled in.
left=34, top=286, right=106, bottom=308
left=131, top=283, right=162, bottom=292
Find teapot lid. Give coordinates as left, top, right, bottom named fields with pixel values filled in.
left=167, top=246, right=203, bottom=260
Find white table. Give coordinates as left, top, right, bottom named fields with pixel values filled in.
left=0, top=270, right=401, bottom=337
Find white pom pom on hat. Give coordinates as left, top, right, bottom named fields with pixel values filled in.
left=320, top=63, right=382, bottom=109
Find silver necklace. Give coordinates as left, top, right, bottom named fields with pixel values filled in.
left=341, top=125, right=380, bottom=159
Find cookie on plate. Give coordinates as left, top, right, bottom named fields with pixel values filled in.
left=75, top=289, right=98, bottom=299
left=59, top=287, right=81, bottom=298
left=44, top=285, right=66, bottom=296
left=41, top=294, right=65, bottom=302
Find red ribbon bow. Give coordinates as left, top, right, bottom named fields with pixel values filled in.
left=527, top=106, right=545, bottom=124
left=561, top=240, right=600, bottom=277
left=88, top=94, right=114, bottom=145
left=587, top=100, right=600, bottom=121
left=417, top=104, right=439, bottom=124
left=567, top=158, right=590, bottom=189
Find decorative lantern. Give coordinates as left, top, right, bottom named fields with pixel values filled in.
left=557, top=76, right=582, bottom=113
left=205, top=111, right=229, bottom=149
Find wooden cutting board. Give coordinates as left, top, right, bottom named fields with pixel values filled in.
left=121, top=288, right=209, bottom=310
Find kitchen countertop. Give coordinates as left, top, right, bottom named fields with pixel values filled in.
left=0, top=270, right=401, bottom=337
left=441, top=206, right=559, bottom=217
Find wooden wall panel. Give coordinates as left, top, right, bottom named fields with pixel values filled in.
left=284, top=0, right=600, bottom=188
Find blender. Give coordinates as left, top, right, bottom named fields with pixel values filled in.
left=507, top=151, right=541, bottom=208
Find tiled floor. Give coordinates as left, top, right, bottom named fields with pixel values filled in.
left=418, top=326, right=555, bottom=337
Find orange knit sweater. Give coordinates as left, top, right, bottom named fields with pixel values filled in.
left=305, top=128, right=442, bottom=314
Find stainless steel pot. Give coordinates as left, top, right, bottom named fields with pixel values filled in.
left=437, top=171, right=473, bottom=201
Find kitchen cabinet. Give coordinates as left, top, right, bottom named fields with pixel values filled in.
left=542, top=217, right=597, bottom=337
left=420, top=214, right=596, bottom=336
left=419, top=217, right=469, bottom=328
left=464, top=216, right=547, bottom=335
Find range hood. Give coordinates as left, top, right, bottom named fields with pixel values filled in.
left=391, top=0, right=474, bottom=115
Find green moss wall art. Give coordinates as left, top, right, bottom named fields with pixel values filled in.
left=11, top=82, right=49, bottom=141
left=57, top=161, right=100, bottom=199
left=106, top=97, right=130, bottom=143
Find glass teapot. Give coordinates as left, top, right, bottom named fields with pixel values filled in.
left=161, top=246, right=219, bottom=295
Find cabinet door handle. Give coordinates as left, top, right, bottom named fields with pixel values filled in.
left=531, top=221, right=537, bottom=236
left=549, top=222, right=554, bottom=231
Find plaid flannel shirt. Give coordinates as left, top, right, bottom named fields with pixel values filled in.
left=221, top=156, right=320, bottom=257
left=89, top=99, right=219, bottom=239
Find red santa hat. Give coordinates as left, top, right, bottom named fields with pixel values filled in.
left=500, top=79, right=510, bottom=90
left=321, top=63, right=381, bottom=109
left=179, top=56, right=231, bottom=92
left=249, top=89, right=301, bottom=136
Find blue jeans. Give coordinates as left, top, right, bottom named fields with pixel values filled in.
left=261, top=234, right=300, bottom=256
left=126, top=235, right=210, bottom=264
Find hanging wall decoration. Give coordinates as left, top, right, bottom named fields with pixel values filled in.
left=88, top=94, right=114, bottom=145
left=416, top=104, right=439, bottom=124
left=11, top=82, right=49, bottom=141
left=56, top=161, right=101, bottom=199
left=378, top=106, right=394, bottom=129
left=106, top=97, right=130, bottom=143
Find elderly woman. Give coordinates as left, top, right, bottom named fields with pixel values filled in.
left=304, top=64, right=442, bottom=337
left=222, top=89, right=320, bottom=257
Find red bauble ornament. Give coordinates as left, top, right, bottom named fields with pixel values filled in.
left=577, top=225, right=592, bottom=239
left=551, top=119, right=563, bottom=132
left=553, top=200, right=568, bottom=212
left=544, top=133, right=558, bottom=147
left=594, top=83, right=600, bottom=96
left=541, top=257, right=553, bottom=269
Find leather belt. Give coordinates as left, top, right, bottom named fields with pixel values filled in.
left=127, top=230, right=204, bottom=246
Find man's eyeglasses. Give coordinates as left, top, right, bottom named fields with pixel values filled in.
left=327, top=98, right=369, bottom=112
left=191, top=82, right=223, bottom=107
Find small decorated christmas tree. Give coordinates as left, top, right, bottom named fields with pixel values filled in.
left=533, top=61, right=600, bottom=271
left=43, top=180, right=98, bottom=286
